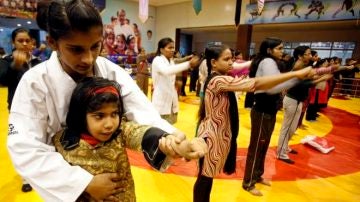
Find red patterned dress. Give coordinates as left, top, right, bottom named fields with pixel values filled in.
left=197, top=75, right=255, bottom=177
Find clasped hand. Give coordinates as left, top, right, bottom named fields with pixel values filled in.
left=158, top=130, right=208, bottom=160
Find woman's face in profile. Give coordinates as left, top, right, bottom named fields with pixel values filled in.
left=270, top=43, right=284, bottom=60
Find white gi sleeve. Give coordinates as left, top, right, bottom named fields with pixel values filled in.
left=152, top=56, right=190, bottom=76
left=7, top=74, right=93, bottom=201
left=100, top=58, right=177, bottom=133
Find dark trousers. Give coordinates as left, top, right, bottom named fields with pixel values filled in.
left=189, top=69, right=199, bottom=92
left=306, top=90, right=319, bottom=121
left=244, top=92, right=254, bottom=108
left=328, top=78, right=336, bottom=99
left=193, top=158, right=213, bottom=202
left=180, top=76, right=187, bottom=96
left=243, top=109, right=276, bottom=190
left=297, top=98, right=309, bottom=127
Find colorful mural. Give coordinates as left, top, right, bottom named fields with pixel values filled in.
left=245, top=0, right=360, bottom=24
left=0, top=0, right=37, bottom=19
left=0, top=0, right=104, bottom=19
left=100, top=0, right=156, bottom=65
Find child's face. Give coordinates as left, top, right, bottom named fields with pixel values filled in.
left=213, top=48, right=233, bottom=75
left=86, top=102, right=120, bottom=142
left=116, top=36, right=126, bottom=50
left=128, top=38, right=135, bottom=50
left=105, top=34, right=114, bottom=46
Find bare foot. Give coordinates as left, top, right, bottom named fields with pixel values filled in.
left=258, top=179, right=271, bottom=186
left=248, top=188, right=263, bottom=196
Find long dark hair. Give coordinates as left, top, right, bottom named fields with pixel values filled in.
left=36, top=0, right=103, bottom=40
left=314, top=58, right=328, bottom=68
left=197, top=44, right=239, bottom=174
left=155, top=37, right=173, bottom=56
left=197, top=44, right=229, bottom=124
left=66, top=77, right=124, bottom=137
left=249, top=37, right=283, bottom=78
left=293, top=45, right=310, bottom=60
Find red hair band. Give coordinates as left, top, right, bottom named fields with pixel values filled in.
left=93, top=86, right=119, bottom=96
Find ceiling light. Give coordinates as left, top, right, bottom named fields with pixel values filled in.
left=17, top=24, right=21, bottom=27
left=27, top=21, right=31, bottom=24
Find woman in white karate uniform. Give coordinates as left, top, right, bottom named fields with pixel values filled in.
left=151, top=37, right=199, bottom=124
left=6, top=0, right=206, bottom=201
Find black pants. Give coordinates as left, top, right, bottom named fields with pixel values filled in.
left=180, top=75, right=187, bottom=96
left=306, top=89, right=319, bottom=121
left=244, top=92, right=254, bottom=108
left=243, top=109, right=276, bottom=190
left=193, top=158, right=213, bottom=202
left=189, top=69, right=199, bottom=92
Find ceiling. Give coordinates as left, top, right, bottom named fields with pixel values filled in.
left=0, top=16, right=38, bottom=29
left=128, top=0, right=191, bottom=7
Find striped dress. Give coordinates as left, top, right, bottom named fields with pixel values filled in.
left=197, top=75, right=255, bottom=177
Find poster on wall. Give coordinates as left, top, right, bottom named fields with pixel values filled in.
left=245, top=0, right=360, bottom=24
left=101, top=0, right=156, bottom=66
left=0, top=0, right=105, bottom=19
left=0, top=0, right=37, bottom=18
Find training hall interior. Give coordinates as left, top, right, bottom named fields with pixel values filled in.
left=0, top=0, right=360, bottom=201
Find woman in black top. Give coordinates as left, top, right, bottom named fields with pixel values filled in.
left=0, top=28, right=42, bottom=110
left=0, top=28, right=41, bottom=192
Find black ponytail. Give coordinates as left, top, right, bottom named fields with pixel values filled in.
left=36, top=0, right=103, bottom=40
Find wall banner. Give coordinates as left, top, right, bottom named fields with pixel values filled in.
left=245, top=0, right=360, bottom=24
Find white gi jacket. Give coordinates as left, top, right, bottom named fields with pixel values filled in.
left=7, top=52, right=176, bottom=201
left=151, top=55, right=190, bottom=115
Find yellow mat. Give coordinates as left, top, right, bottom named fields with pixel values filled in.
left=0, top=87, right=359, bottom=202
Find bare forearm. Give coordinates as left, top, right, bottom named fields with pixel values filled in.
left=254, top=71, right=299, bottom=90
left=313, top=74, right=333, bottom=84
left=174, top=56, right=191, bottom=64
